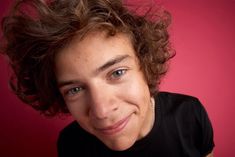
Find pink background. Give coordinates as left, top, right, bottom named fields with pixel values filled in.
left=1, top=0, right=235, bottom=156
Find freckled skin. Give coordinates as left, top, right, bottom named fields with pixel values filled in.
left=55, top=32, right=155, bottom=151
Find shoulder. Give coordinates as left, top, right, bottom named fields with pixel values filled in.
left=57, top=121, right=93, bottom=149
left=60, top=121, right=81, bottom=134
left=155, top=91, right=212, bottom=131
left=156, top=91, right=200, bottom=105
left=156, top=92, right=214, bottom=156
left=156, top=91, right=204, bottom=116
left=58, top=121, right=81, bottom=145
left=58, top=121, right=93, bottom=142
left=57, top=121, right=99, bottom=156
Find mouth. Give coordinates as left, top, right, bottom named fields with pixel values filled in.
left=95, top=114, right=132, bottom=136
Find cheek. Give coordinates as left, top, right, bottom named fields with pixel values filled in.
left=67, top=100, right=88, bottom=121
left=119, top=74, right=150, bottom=107
left=68, top=103, right=94, bottom=131
left=129, top=73, right=149, bottom=96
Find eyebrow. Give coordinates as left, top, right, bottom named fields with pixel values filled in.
left=57, top=54, right=131, bottom=88
left=58, top=80, right=80, bottom=88
left=95, top=54, right=130, bottom=74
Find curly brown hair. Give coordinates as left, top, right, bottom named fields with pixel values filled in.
left=1, top=0, right=175, bottom=116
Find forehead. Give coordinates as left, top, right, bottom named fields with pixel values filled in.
left=54, top=31, right=138, bottom=78
left=56, top=31, right=136, bottom=60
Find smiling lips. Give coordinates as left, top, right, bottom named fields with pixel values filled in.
left=96, top=114, right=132, bottom=135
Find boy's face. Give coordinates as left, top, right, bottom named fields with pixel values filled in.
left=55, top=32, right=155, bottom=151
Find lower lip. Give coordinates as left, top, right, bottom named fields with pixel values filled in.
left=98, top=115, right=131, bottom=136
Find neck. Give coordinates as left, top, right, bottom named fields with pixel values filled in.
left=138, top=97, right=155, bottom=139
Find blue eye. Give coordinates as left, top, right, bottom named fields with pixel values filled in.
left=67, top=87, right=83, bottom=96
left=111, top=69, right=127, bottom=79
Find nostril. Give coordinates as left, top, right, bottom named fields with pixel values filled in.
left=113, top=107, right=118, bottom=111
left=88, top=85, right=118, bottom=119
left=90, top=102, right=119, bottom=120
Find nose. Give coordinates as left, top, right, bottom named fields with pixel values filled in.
left=88, top=84, right=118, bottom=119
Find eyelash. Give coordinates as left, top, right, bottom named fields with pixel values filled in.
left=109, top=68, right=127, bottom=80
left=65, top=87, right=83, bottom=96
left=63, top=69, right=128, bottom=98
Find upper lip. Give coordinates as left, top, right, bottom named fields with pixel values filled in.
left=95, top=114, right=131, bottom=131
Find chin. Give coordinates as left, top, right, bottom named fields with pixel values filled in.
left=107, top=143, right=132, bottom=151
left=103, top=137, right=136, bottom=151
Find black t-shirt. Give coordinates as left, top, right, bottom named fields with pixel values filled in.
left=57, top=92, right=214, bottom=157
